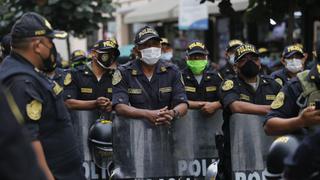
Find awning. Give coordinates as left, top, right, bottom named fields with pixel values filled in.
left=124, top=0, right=178, bottom=24
left=124, top=0, right=249, bottom=24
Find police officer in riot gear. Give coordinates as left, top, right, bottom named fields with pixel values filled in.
left=271, top=44, right=307, bottom=86
left=219, top=43, right=281, bottom=179
left=182, top=40, right=222, bottom=114
left=0, top=12, right=84, bottom=180
left=112, top=26, right=188, bottom=178
left=64, top=39, right=120, bottom=112
left=219, top=39, right=243, bottom=79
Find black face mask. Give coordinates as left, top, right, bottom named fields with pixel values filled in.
left=39, top=42, right=57, bottom=72
left=240, top=60, right=260, bottom=78
left=96, top=52, right=115, bottom=69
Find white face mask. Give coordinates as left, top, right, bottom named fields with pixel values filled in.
left=285, top=58, right=303, bottom=73
left=161, top=52, right=173, bottom=61
left=140, top=47, right=161, bottom=65
left=228, top=54, right=235, bottom=65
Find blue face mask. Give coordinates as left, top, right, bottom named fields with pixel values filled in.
left=260, top=57, right=271, bottom=66
left=161, top=52, right=173, bottom=61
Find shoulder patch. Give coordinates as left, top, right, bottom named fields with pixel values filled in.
left=26, top=100, right=42, bottom=121
left=222, top=80, right=234, bottom=91
left=275, top=78, right=283, bottom=86
left=64, top=73, right=72, bottom=86
left=271, top=92, right=285, bottom=109
left=112, top=70, right=122, bottom=85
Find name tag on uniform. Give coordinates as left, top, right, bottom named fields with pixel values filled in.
left=128, top=88, right=142, bottom=94
left=107, top=88, right=112, bottom=93
left=159, top=87, right=172, bottom=93
left=266, top=95, right=276, bottom=101
left=185, top=86, right=196, bottom=92
left=81, top=88, right=93, bottom=94
left=240, top=93, right=250, bottom=101
left=206, top=86, right=217, bottom=92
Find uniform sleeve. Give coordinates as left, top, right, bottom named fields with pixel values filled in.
left=219, top=79, right=240, bottom=109
left=264, top=83, right=301, bottom=125
left=3, top=76, right=44, bottom=141
left=171, top=70, right=188, bottom=107
left=112, top=69, right=130, bottom=107
left=63, top=71, right=79, bottom=100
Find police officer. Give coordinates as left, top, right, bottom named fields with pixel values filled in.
left=219, top=39, right=243, bottom=79
left=271, top=44, right=307, bottom=86
left=70, top=49, right=87, bottom=69
left=182, top=40, right=222, bottom=114
left=0, top=86, right=47, bottom=180
left=219, top=43, right=281, bottom=179
left=0, top=12, right=84, bottom=180
left=64, top=39, right=120, bottom=112
left=112, top=25, right=188, bottom=127
left=258, top=47, right=272, bottom=75
left=160, top=38, right=174, bottom=62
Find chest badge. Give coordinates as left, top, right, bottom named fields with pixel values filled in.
left=271, top=92, right=285, bottom=109
left=64, top=73, right=72, bottom=86
left=26, top=100, right=42, bottom=121
left=112, top=70, right=122, bottom=85
left=222, top=80, right=234, bottom=91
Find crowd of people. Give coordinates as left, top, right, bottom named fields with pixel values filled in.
left=1, top=12, right=320, bottom=180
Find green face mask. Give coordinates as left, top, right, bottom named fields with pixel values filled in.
left=186, top=60, right=208, bottom=75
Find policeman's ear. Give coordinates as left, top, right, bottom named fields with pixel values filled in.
left=32, top=38, right=42, bottom=54
left=280, top=57, right=286, bottom=65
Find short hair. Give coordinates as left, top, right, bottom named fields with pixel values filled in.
left=11, top=37, right=41, bottom=50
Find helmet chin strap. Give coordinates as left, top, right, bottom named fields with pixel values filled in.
left=96, top=59, right=108, bottom=69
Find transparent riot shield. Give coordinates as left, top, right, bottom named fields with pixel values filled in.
left=229, top=113, right=274, bottom=180
left=112, top=116, right=175, bottom=179
left=71, top=110, right=110, bottom=180
left=172, top=110, right=223, bottom=178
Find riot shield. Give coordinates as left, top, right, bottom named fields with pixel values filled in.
left=229, top=113, right=274, bottom=180
left=71, top=110, right=110, bottom=180
left=172, top=110, right=223, bottom=178
left=112, top=116, right=175, bottom=179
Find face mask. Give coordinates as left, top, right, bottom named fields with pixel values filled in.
left=96, top=52, right=115, bottom=69
left=161, top=52, right=173, bottom=61
left=140, top=47, right=161, bottom=65
left=228, top=54, right=235, bottom=65
left=260, top=57, right=271, bottom=66
left=186, top=60, right=208, bottom=75
left=285, top=58, right=303, bottom=73
left=240, top=60, right=260, bottom=78
left=38, top=42, right=57, bottom=72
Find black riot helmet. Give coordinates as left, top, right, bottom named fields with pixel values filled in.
left=88, top=119, right=113, bottom=170
left=263, top=136, right=300, bottom=179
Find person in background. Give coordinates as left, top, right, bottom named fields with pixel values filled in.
left=160, top=38, right=174, bottom=62
left=258, top=47, right=272, bottom=75
left=271, top=44, right=307, bottom=86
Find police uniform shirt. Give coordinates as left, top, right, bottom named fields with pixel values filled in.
left=182, top=66, right=222, bottom=102
left=0, top=53, right=83, bottom=177
left=112, top=59, right=188, bottom=110
left=219, top=62, right=236, bottom=79
left=51, top=67, right=70, bottom=88
left=271, top=68, right=291, bottom=86
left=219, top=75, right=282, bottom=111
left=0, top=86, right=46, bottom=180
left=64, top=63, right=114, bottom=101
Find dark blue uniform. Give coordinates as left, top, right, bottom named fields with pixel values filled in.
left=219, top=75, right=281, bottom=179
left=64, top=63, right=113, bottom=101
left=0, top=86, right=46, bottom=180
left=219, top=62, right=236, bottom=79
left=271, top=68, right=292, bottom=86
left=0, top=53, right=84, bottom=180
left=112, top=59, right=188, bottom=109
left=182, top=66, right=222, bottom=101
left=50, top=67, right=70, bottom=88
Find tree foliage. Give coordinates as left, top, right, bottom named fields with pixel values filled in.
left=0, top=0, right=116, bottom=37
